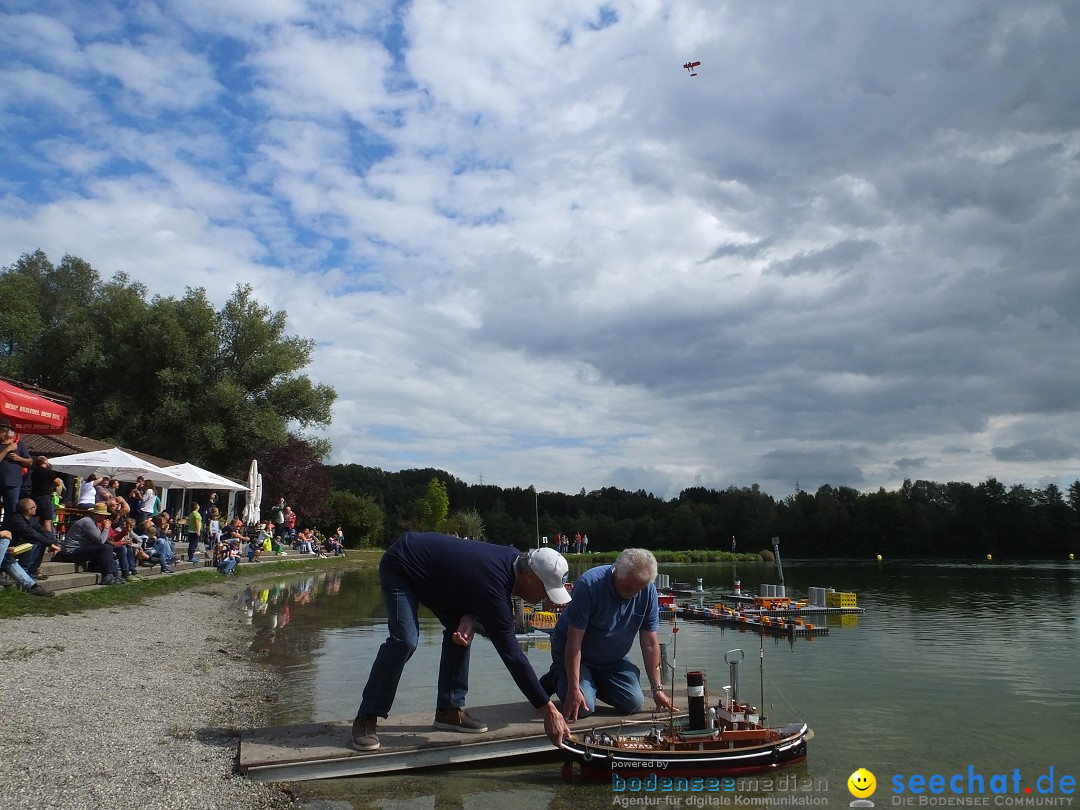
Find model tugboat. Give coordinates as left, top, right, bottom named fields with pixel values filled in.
left=560, top=648, right=811, bottom=780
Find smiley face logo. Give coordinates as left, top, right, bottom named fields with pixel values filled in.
left=848, top=768, right=877, bottom=798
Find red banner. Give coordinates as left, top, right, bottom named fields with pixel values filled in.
left=0, top=380, right=69, bottom=434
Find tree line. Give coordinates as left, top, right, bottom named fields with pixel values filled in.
left=330, top=463, right=1080, bottom=558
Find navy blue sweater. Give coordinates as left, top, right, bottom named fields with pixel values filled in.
left=384, top=532, right=549, bottom=708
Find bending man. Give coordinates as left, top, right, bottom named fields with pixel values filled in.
left=352, top=531, right=573, bottom=752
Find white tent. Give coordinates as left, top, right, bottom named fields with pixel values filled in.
left=48, top=447, right=187, bottom=485
left=160, top=462, right=248, bottom=491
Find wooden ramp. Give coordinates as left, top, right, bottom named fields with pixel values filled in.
left=239, top=701, right=646, bottom=782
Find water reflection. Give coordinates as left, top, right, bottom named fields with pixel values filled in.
left=233, top=559, right=1080, bottom=809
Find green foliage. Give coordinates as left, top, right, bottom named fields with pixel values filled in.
left=444, top=508, right=485, bottom=539
left=328, top=489, right=385, bottom=547
left=1, top=251, right=335, bottom=478
left=416, top=477, right=449, bottom=531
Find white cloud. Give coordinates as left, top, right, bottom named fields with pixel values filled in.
left=3, top=0, right=1080, bottom=500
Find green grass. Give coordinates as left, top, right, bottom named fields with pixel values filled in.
left=0, top=551, right=381, bottom=620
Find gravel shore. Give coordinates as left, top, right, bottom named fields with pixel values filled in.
left=0, top=584, right=296, bottom=810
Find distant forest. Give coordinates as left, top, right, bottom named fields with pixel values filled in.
left=328, top=464, right=1080, bottom=558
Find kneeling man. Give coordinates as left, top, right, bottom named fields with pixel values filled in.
left=549, top=548, right=677, bottom=721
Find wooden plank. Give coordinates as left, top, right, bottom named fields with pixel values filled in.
left=239, top=701, right=658, bottom=782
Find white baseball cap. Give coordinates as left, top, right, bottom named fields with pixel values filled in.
left=528, top=547, right=571, bottom=605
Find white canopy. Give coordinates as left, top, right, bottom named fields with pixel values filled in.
left=48, top=447, right=187, bottom=485
left=160, top=462, right=248, bottom=492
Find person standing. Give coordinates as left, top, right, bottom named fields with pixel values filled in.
left=27, top=456, right=58, bottom=535
left=350, top=532, right=574, bottom=753
left=1, top=419, right=32, bottom=527
left=185, top=502, right=203, bottom=562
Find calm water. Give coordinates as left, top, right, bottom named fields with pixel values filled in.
left=237, top=558, right=1080, bottom=809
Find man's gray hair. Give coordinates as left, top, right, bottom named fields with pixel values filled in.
left=613, top=548, right=658, bottom=583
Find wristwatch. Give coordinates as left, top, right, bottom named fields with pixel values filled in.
left=650, top=684, right=665, bottom=693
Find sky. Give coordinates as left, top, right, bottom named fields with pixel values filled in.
left=2, top=1, right=1079, bottom=501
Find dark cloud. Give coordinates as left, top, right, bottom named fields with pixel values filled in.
left=992, top=439, right=1078, bottom=463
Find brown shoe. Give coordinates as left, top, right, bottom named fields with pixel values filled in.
left=350, top=716, right=380, bottom=751
left=433, top=708, right=487, bottom=734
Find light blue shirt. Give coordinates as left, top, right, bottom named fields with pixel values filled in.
left=552, top=564, right=659, bottom=668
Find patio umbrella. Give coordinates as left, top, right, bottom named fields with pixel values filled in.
left=162, top=461, right=248, bottom=517
left=47, top=447, right=187, bottom=485
left=242, top=459, right=262, bottom=524
left=0, top=379, right=69, bottom=434
left=160, top=462, right=248, bottom=491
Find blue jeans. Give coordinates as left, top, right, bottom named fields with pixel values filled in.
left=218, top=557, right=239, bottom=575
left=113, top=545, right=136, bottom=576
left=554, top=656, right=645, bottom=715
left=0, top=536, right=37, bottom=589
left=153, top=539, right=174, bottom=571
left=17, top=542, right=47, bottom=575
left=1, top=485, right=19, bottom=528
left=357, top=558, right=471, bottom=719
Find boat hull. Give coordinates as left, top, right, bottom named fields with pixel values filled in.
left=560, top=722, right=810, bottom=781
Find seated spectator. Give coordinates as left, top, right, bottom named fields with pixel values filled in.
left=142, top=524, right=175, bottom=573
left=246, top=535, right=262, bottom=563
left=107, top=515, right=140, bottom=581
left=325, top=528, right=345, bottom=557
left=53, top=502, right=122, bottom=585
left=218, top=540, right=241, bottom=575
left=1, top=529, right=54, bottom=597
left=7, top=498, right=59, bottom=579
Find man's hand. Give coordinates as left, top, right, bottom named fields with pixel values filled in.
left=542, top=700, right=574, bottom=747
left=652, top=688, right=678, bottom=713
left=452, top=614, right=476, bottom=647
left=562, top=687, right=588, bottom=722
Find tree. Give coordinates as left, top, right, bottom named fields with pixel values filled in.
left=416, top=477, right=450, bottom=531
left=256, top=436, right=334, bottom=525
left=328, top=490, right=385, bottom=547
left=0, top=251, right=336, bottom=477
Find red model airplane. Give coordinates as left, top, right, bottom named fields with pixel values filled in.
left=683, top=60, right=700, bottom=76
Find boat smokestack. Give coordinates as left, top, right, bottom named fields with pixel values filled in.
left=686, top=670, right=707, bottom=730
left=724, top=648, right=745, bottom=704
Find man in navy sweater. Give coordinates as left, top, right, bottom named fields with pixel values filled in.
left=352, top=531, right=573, bottom=752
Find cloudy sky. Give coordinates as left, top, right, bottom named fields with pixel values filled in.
left=3, top=1, right=1078, bottom=500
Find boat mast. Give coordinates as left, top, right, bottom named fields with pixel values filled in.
left=759, top=626, right=767, bottom=723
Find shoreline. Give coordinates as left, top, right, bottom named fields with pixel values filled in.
left=0, top=578, right=299, bottom=809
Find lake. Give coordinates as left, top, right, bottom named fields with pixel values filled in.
left=237, top=557, right=1080, bottom=809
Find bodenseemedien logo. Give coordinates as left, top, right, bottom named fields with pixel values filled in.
left=849, top=768, right=877, bottom=807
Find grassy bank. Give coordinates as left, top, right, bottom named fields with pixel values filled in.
left=0, top=550, right=381, bottom=620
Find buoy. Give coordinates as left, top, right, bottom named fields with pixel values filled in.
left=986, top=554, right=993, bottom=561
left=876, top=554, right=883, bottom=561
left=734, top=579, right=741, bottom=595
left=1070, top=553, right=1075, bottom=561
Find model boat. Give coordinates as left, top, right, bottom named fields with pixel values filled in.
left=560, top=648, right=811, bottom=779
